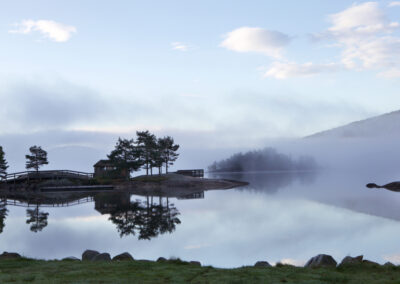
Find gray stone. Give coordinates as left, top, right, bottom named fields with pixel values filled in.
left=112, top=252, right=134, bottom=261
left=190, top=261, right=201, bottom=266
left=0, top=252, right=21, bottom=260
left=254, top=261, right=271, bottom=268
left=304, top=254, right=337, bottom=268
left=82, top=250, right=100, bottom=261
left=62, top=256, right=80, bottom=261
left=384, top=261, right=395, bottom=267
left=92, top=253, right=111, bottom=262
left=362, top=259, right=380, bottom=266
left=339, top=255, right=363, bottom=266
left=157, top=257, right=167, bottom=262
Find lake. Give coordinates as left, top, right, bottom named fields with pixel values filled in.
left=1, top=170, right=400, bottom=268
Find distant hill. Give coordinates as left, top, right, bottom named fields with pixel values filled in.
left=306, top=110, right=400, bottom=138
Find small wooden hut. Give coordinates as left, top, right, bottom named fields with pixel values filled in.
left=93, top=160, right=128, bottom=179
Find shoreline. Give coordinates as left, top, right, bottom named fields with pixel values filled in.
left=0, top=251, right=398, bottom=283
left=0, top=173, right=249, bottom=194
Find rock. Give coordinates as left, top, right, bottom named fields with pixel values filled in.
left=384, top=261, right=395, bottom=267
left=0, top=252, right=21, bottom=260
left=339, top=255, right=363, bottom=266
left=190, top=261, right=201, bottom=266
left=92, top=253, right=111, bottom=262
left=112, top=252, right=134, bottom=261
left=304, top=254, right=337, bottom=268
left=62, top=256, right=80, bottom=261
left=254, top=261, right=271, bottom=268
left=157, top=257, right=167, bottom=262
left=362, top=259, right=380, bottom=266
left=82, top=250, right=100, bottom=261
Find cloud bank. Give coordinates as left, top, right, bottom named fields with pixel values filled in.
left=221, top=2, right=400, bottom=79
left=9, top=19, right=76, bottom=42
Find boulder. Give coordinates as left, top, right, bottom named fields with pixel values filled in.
left=190, top=261, right=201, bottom=266
left=304, top=254, right=337, bottom=268
left=384, top=261, right=395, bottom=267
left=62, top=256, right=80, bottom=261
left=254, top=261, right=271, bottom=268
left=157, top=257, right=167, bottom=262
left=82, top=250, right=100, bottom=261
left=362, top=259, right=380, bottom=266
left=112, top=252, right=134, bottom=261
left=339, top=255, right=363, bottom=266
left=92, top=253, right=111, bottom=262
left=0, top=252, right=21, bottom=260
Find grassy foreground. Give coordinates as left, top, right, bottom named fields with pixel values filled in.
left=1, top=259, right=400, bottom=283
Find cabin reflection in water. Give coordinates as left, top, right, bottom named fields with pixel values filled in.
left=0, top=189, right=205, bottom=239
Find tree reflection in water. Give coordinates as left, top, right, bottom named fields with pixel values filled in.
left=0, top=190, right=188, bottom=239
left=26, top=204, right=49, bottom=232
left=0, top=198, right=8, bottom=233
left=95, top=193, right=181, bottom=240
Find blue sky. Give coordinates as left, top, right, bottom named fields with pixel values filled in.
left=1, top=0, right=400, bottom=145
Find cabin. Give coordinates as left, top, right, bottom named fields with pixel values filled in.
left=175, top=169, right=204, bottom=178
left=93, top=160, right=128, bottom=179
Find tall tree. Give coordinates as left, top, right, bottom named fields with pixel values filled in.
left=108, top=138, right=141, bottom=179
left=25, top=146, right=48, bottom=172
left=158, top=136, right=179, bottom=173
left=136, top=130, right=157, bottom=175
left=0, top=146, right=8, bottom=180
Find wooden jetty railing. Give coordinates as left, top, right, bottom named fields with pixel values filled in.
left=4, top=170, right=94, bottom=182
left=4, top=196, right=94, bottom=208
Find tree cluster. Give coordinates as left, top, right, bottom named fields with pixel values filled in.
left=208, top=147, right=318, bottom=172
left=108, top=130, right=179, bottom=178
left=109, top=196, right=180, bottom=240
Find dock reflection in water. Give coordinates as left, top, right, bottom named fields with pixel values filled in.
left=0, top=190, right=204, bottom=239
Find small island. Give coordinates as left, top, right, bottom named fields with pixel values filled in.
left=0, top=131, right=247, bottom=194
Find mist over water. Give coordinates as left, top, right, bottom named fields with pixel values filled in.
left=1, top=130, right=400, bottom=267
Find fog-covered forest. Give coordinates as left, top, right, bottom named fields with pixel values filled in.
left=208, top=147, right=318, bottom=173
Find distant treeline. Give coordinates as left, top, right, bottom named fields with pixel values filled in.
left=208, top=148, right=318, bottom=173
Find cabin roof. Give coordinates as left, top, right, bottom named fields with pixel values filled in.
left=93, top=159, right=115, bottom=167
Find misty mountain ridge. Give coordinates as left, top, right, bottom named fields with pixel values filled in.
left=306, top=110, right=400, bottom=139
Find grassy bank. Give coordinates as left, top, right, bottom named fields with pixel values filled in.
left=1, top=259, right=400, bottom=283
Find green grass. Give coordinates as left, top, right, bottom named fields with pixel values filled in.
left=132, top=175, right=168, bottom=182
left=1, top=259, right=400, bottom=283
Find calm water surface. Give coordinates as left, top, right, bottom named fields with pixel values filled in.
left=1, top=170, right=400, bottom=268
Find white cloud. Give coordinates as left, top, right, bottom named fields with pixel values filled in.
left=220, top=27, right=290, bottom=58
left=264, top=62, right=340, bottom=79
left=9, top=19, right=76, bottom=42
left=388, top=2, right=400, bottom=7
left=320, top=2, right=400, bottom=70
left=328, top=2, right=389, bottom=35
left=171, top=42, right=190, bottom=51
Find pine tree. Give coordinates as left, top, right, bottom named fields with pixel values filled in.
left=136, top=130, right=157, bottom=175
left=108, top=138, right=141, bottom=179
left=25, top=146, right=48, bottom=172
left=0, top=146, right=8, bottom=180
left=158, top=136, right=179, bottom=173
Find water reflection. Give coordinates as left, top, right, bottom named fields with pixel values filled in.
left=209, top=171, right=317, bottom=193
left=94, top=193, right=181, bottom=239
left=0, top=198, right=7, bottom=233
left=0, top=190, right=207, bottom=240
left=26, top=205, right=49, bottom=232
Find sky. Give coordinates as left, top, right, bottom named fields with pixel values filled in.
left=1, top=1, right=400, bottom=161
